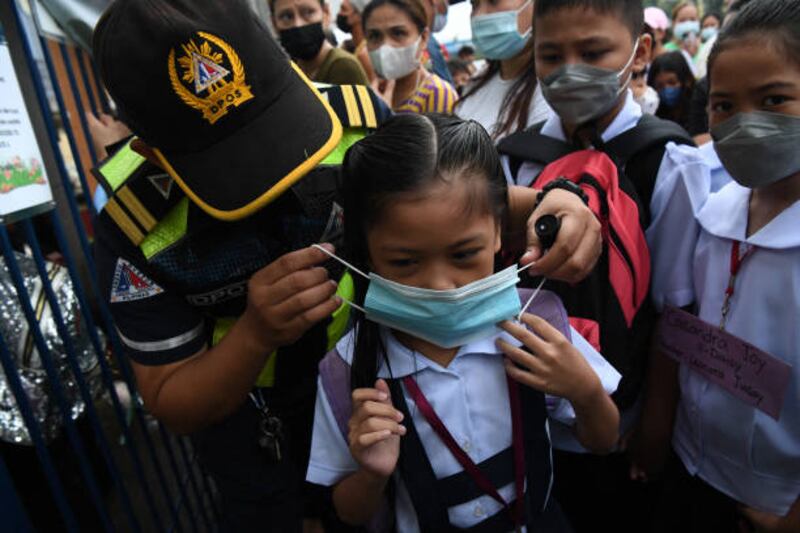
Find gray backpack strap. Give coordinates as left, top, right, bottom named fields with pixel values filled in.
left=318, top=349, right=395, bottom=533
left=318, top=349, right=353, bottom=439
left=517, top=288, right=572, bottom=342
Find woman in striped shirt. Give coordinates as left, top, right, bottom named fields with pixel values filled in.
left=362, top=0, right=459, bottom=114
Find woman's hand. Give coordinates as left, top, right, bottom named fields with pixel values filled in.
left=348, top=379, right=405, bottom=479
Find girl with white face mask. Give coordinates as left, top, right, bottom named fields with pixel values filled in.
left=456, top=0, right=553, bottom=141
left=362, top=0, right=459, bottom=113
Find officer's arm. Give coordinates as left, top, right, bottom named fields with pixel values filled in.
left=132, top=246, right=341, bottom=434
left=507, top=185, right=602, bottom=284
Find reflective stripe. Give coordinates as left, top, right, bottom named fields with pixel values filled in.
left=340, top=85, right=362, bottom=128
left=320, top=128, right=367, bottom=166
left=140, top=198, right=189, bottom=260
left=105, top=198, right=145, bottom=244
left=212, top=317, right=277, bottom=388
left=117, top=322, right=205, bottom=353
left=118, top=186, right=157, bottom=231
left=355, top=85, right=377, bottom=128
left=98, top=139, right=146, bottom=192
left=327, top=273, right=354, bottom=351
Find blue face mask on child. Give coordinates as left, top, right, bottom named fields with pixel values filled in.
left=314, top=245, right=536, bottom=348
left=658, top=86, right=682, bottom=107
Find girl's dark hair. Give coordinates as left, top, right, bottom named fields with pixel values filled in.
left=647, top=51, right=695, bottom=128
left=709, top=0, right=800, bottom=78
left=456, top=44, right=539, bottom=140
left=342, top=114, right=508, bottom=389
left=361, top=0, right=428, bottom=34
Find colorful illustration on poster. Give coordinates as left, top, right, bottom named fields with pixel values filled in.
left=0, top=22, right=54, bottom=222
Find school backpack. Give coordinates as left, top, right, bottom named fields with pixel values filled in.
left=498, top=114, right=695, bottom=221
left=318, top=288, right=571, bottom=533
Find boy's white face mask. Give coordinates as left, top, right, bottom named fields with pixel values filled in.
left=539, top=38, right=640, bottom=128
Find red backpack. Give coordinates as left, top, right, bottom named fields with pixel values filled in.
left=520, top=150, right=653, bottom=409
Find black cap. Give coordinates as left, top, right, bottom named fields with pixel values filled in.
left=94, top=0, right=342, bottom=220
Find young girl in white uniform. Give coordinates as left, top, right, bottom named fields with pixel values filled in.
left=640, top=0, right=800, bottom=530
left=306, top=114, right=621, bottom=532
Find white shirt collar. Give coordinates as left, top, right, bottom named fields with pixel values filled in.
left=697, top=181, right=800, bottom=249
left=334, top=326, right=523, bottom=379
left=540, top=89, right=643, bottom=144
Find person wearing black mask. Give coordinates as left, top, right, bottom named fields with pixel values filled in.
left=271, top=0, right=369, bottom=85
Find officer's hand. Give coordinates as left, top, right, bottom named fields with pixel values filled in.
left=521, top=188, right=601, bottom=284
left=243, top=244, right=341, bottom=352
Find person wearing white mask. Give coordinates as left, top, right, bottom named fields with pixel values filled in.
left=362, top=0, right=459, bottom=113
left=455, top=0, right=552, bottom=141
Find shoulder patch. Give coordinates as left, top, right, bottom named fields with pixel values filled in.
left=110, top=259, right=164, bottom=303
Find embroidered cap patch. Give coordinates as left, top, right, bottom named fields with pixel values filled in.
left=111, top=258, right=164, bottom=303
left=168, top=33, right=254, bottom=125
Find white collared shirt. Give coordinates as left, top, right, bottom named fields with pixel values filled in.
left=307, top=325, right=620, bottom=532
left=502, top=90, right=644, bottom=188
left=647, top=166, right=800, bottom=516
left=698, top=141, right=733, bottom=193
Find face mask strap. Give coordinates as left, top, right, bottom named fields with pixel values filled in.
left=515, top=0, right=534, bottom=38
left=517, top=276, right=546, bottom=322
left=616, top=37, right=640, bottom=88
left=311, top=244, right=368, bottom=313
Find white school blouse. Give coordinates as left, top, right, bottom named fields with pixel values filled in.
left=647, top=164, right=800, bottom=516
left=307, top=326, right=620, bottom=532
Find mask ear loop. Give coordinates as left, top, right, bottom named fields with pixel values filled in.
left=312, top=244, right=368, bottom=313
left=515, top=262, right=546, bottom=322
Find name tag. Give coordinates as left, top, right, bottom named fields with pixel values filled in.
left=656, top=306, right=792, bottom=420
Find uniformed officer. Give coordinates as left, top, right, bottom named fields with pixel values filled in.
left=90, top=0, right=602, bottom=530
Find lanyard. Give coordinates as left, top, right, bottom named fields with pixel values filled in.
left=402, top=374, right=526, bottom=530
left=720, top=241, right=756, bottom=330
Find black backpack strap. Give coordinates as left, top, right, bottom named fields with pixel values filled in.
left=603, top=114, right=695, bottom=215
left=497, top=122, right=573, bottom=183
left=603, top=114, right=694, bottom=164
left=388, top=380, right=452, bottom=533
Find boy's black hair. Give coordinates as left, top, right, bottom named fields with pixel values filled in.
left=447, top=58, right=471, bottom=76
left=710, top=0, right=800, bottom=76
left=535, top=0, right=644, bottom=38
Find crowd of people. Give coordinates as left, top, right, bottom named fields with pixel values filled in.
left=84, top=0, right=799, bottom=531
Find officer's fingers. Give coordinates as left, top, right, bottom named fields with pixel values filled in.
left=273, top=277, right=339, bottom=320
left=281, top=295, right=342, bottom=337
left=552, top=218, right=602, bottom=283
left=259, top=267, right=331, bottom=306
left=256, top=244, right=336, bottom=286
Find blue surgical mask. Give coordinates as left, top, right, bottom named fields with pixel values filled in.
left=658, top=86, right=682, bottom=107
left=471, top=0, right=532, bottom=60
left=674, top=20, right=700, bottom=41
left=700, top=26, right=718, bottom=42
left=314, top=245, right=538, bottom=348
left=433, top=12, right=448, bottom=33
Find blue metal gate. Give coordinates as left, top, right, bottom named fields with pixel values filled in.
left=0, top=2, right=219, bottom=531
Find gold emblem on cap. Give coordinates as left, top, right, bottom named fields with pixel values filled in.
left=168, top=32, right=254, bottom=125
